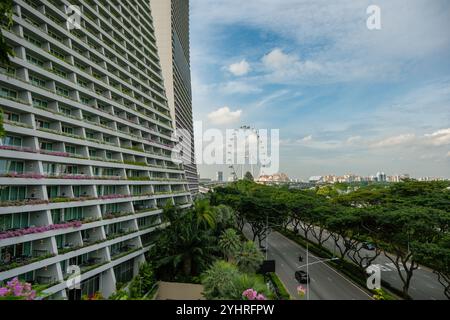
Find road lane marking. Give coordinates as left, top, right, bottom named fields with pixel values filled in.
left=277, top=231, right=373, bottom=299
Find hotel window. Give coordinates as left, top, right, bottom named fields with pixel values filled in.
left=80, top=96, right=90, bottom=105
left=132, top=185, right=142, bottom=195
left=32, top=98, right=48, bottom=108
left=29, top=75, right=46, bottom=88
left=36, top=119, right=50, bottom=129
left=81, top=275, right=100, bottom=297
left=0, top=160, right=24, bottom=174
left=3, top=111, right=20, bottom=122
left=26, top=54, right=44, bottom=67
left=47, top=186, right=59, bottom=199
left=51, top=209, right=63, bottom=224
left=24, top=34, right=42, bottom=47
left=40, top=141, right=53, bottom=151
left=62, top=126, right=74, bottom=135
left=3, top=135, right=22, bottom=147
left=73, top=186, right=81, bottom=197
left=50, top=48, right=65, bottom=61
left=78, top=79, right=88, bottom=88
left=43, top=163, right=57, bottom=175
left=55, top=234, right=65, bottom=249
left=65, top=145, right=76, bottom=154
left=48, top=29, right=63, bottom=42
left=10, top=212, right=30, bottom=229
left=0, top=186, right=26, bottom=202
left=0, top=87, right=17, bottom=100
left=75, top=61, right=86, bottom=71
left=64, top=165, right=79, bottom=175
left=1, top=242, right=32, bottom=261
left=60, top=107, right=72, bottom=116
left=86, top=131, right=95, bottom=140
left=56, top=87, right=69, bottom=97
left=65, top=207, right=83, bottom=221
left=18, top=271, right=35, bottom=283
left=103, top=203, right=119, bottom=214
left=53, top=67, right=67, bottom=79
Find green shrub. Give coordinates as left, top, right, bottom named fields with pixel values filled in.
left=267, top=273, right=290, bottom=300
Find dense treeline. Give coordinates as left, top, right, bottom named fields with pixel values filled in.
left=210, top=180, right=450, bottom=299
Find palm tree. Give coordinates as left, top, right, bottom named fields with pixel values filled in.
left=201, top=260, right=270, bottom=300
left=228, top=273, right=271, bottom=300
left=201, top=260, right=239, bottom=300
left=152, top=211, right=217, bottom=279
left=193, top=199, right=216, bottom=229
left=214, top=205, right=236, bottom=233
left=235, top=241, right=264, bottom=273
left=218, top=229, right=240, bottom=262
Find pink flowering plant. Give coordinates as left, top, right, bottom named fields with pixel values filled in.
left=0, top=221, right=82, bottom=240
left=0, top=278, right=36, bottom=300
left=242, top=288, right=266, bottom=300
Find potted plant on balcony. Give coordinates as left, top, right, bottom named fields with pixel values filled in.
left=0, top=278, right=37, bottom=300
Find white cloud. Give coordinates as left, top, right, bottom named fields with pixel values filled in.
left=424, top=128, right=450, bottom=146
left=207, top=107, right=242, bottom=125
left=192, top=1, right=450, bottom=85
left=346, top=136, right=363, bottom=145
left=301, top=135, right=313, bottom=142
left=261, top=48, right=324, bottom=82
left=262, top=49, right=297, bottom=70
left=370, top=134, right=416, bottom=148
left=228, top=59, right=250, bottom=76
left=254, top=89, right=290, bottom=107
left=447, top=151, right=450, bottom=158
left=220, top=81, right=261, bottom=94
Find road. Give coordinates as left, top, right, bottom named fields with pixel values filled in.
left=293, top=223, right=447, bottom=300
left=243, top=225, right=372, bottom=300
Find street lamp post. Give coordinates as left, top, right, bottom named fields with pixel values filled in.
left=306, top=243, right=309, bottom=300
left=298, top=248, right=340, bottom=300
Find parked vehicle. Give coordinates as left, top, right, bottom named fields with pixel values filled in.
left=362, top=242, right=376, bottom=250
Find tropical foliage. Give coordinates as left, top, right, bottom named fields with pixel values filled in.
left=0, top=0, right=14, bottom=64
left=211, top=180, right=450, bottom=298
left=201, top=260, right=269, bottom=300
left=109, top=262, right=157, bottom=300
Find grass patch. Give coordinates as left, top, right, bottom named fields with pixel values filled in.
left=266, top=272, right=291, bottom=300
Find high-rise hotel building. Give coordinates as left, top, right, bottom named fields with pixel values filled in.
left=0, top=0, right=192, bottom=299
left=150, top=0, right=198, bottom=194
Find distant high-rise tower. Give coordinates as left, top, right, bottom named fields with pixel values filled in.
left=216, top=171, right=224, bottom=182
left=151, top=0, right=199, bottom=194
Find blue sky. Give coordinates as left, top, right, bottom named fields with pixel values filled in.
left=189, top=0, right=450, bottom=180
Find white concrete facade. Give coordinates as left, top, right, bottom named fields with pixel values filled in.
left=151, top=0, right=199, bottom=194
left=0, top=0, right=191, bottom=299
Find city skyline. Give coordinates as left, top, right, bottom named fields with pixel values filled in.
left=190, top=0, right=450, bottom=180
